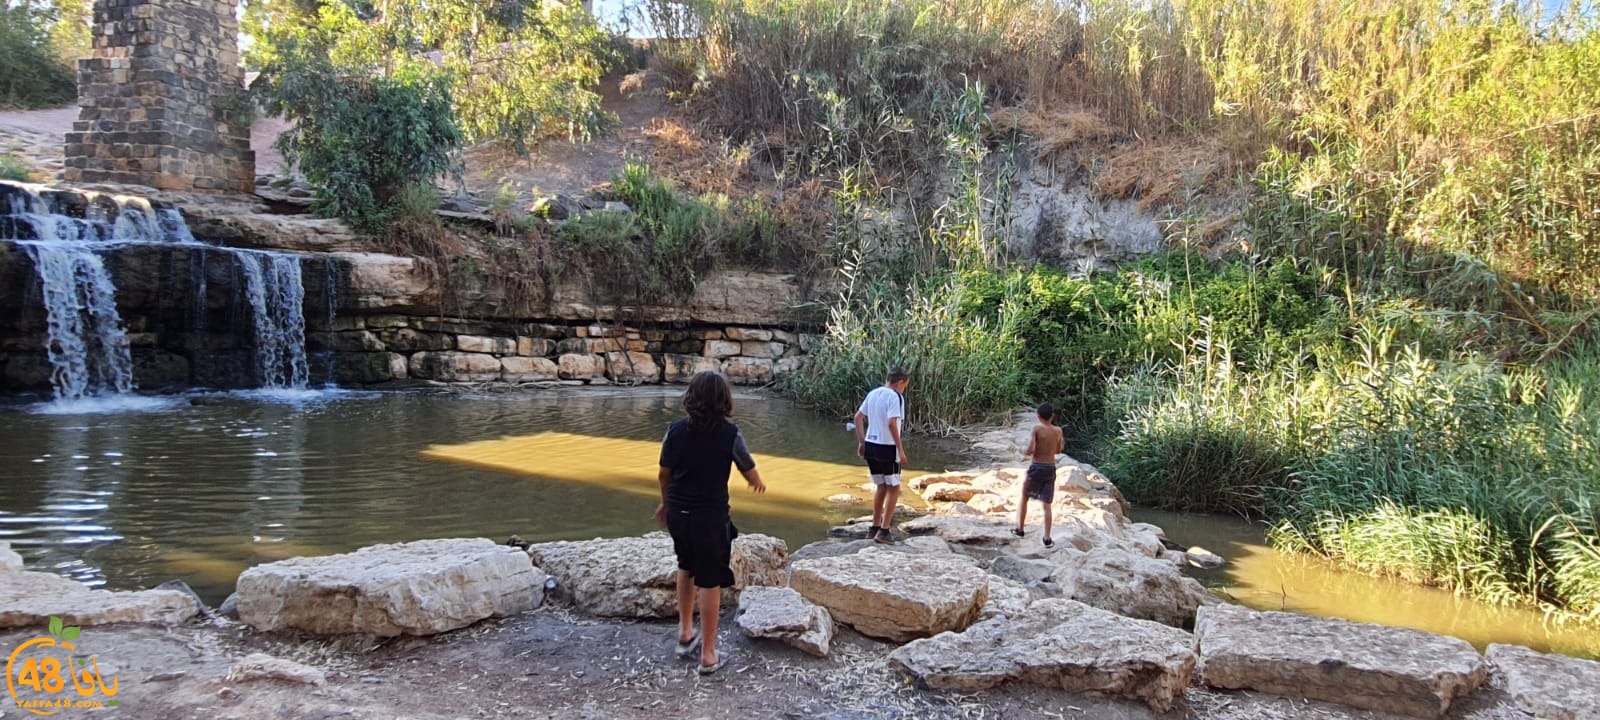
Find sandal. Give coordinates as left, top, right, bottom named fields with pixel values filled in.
left=1011, top=528, right=1025, bottom=538
left=698, top=653, right=728, bottom=676
left=674, top=630, right=701, bottom=659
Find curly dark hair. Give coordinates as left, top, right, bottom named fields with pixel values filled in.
left=683, top=371, right=733, bottom=434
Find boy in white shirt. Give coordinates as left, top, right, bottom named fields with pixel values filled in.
left=854, top=367, right=910, bottom=544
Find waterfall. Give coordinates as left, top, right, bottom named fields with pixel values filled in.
left=236, top=250, right=309, bottom=390
left=1, top=180, right=315, bottom=399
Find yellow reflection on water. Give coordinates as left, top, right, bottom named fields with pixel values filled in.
left=1137, top=509, right=1600, bottom=659
left=421, top=431, right=932, bottom=525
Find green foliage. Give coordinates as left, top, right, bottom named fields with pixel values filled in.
left=252, top=4, right=462, bottom=227
left=0, top=151, right=37, bottom=182
left=248, top=0, right=617, bottom=152
left=0, top=3, right=76, bottom=109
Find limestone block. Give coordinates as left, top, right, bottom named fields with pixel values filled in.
left=725, top=327, right=773, bottom=342
left=789, top=546, right=989, bottom=642
left=1195, top=603, right=1488, bottom=718
left=557, top=354, right=603, bottom=380
left=1, top=570, right=198, bottom=628
left=967, top=493, right=1009, bottom=514
left=457, top=335, right=516, bottom=355
left=527, top=533, right=787, bottom=618
left=890, top=599, right=1196, bottom=712
left=501, top=356, right=560, bottom=383
left=408, top=351, right=502, bottom=383
left=705, top=340, right=742, bottom=358
left=771, top=329, right=799, bottom=345
left=236, top=538, right=541, bottom=636
left=901, top=515, right=1022, bottom=547
left=382, top=328, right=454, bottom=352
left=723, top=357, right=774, bottom=386
left=516, top=336, right=554, bottom=357
left=978, top=576, right=1033, bottom=621
left=740, top=340, right=786, bottom=358
left=1487, top=643, right=1600, bottom=720
left=774, top=356, right=806, bottom=377
left=922, top=483, right=984, bottom=503
left=735, top=586, right=834, bottom=657
left=604, top=351, right=660, bottom=384
left=662, top=354, right=722, bottom=384
left=1058, top=546, right=1216, bottom=628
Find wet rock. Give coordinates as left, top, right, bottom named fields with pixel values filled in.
left=1185, top=546, right=1226, bottom=569
left=1488, top=643, right=1600, bottom=720
left=735, top=586, right=834, bottom=657
left=1059, top=546, right=1215, bottom=628
left=824, top=494, right=863, bottom=505
left=0, top=571, right=198, bottom=627
left=1195, top=603, right=1488, bottom=718
left=527, top=532, right=786, bottom=618
left=890, top=599, right=1196, bottom=712
left=789, top=546, right=989, bottom=642
left=237, top=538, right=542, bottom=636
left=226, top=653, right=327, bottom=686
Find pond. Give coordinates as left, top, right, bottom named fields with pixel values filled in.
left=4, top=388, right=1598, bottom=660
left=0, top=388, right=967, bottom=603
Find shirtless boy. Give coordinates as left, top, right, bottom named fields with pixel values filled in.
left=1012, top=402, right=1063, bottom=547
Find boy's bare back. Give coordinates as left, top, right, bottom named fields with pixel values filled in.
left=1028, top=422, right=1063, bottom=464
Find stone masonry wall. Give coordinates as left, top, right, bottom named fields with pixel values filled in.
left=320, top=317, right=817, bottom=388
left=63, top=0, right=255, bottom=192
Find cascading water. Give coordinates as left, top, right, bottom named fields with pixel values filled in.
left=1, top=180, right=315, bottom=399
left=236, top=250, right=309, bottom=389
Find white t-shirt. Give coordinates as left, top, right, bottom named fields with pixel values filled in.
left=857, top=386, right=905, bottom=445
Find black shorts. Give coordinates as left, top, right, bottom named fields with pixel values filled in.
left=863, top=441, right=900, bottom=476
left=666, top=508, right=737, bottom=589
left=1024, top=463, right=1056, bottom=503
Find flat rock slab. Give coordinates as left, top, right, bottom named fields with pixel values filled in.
left=0, top=570, right=199, bottom=628
left=226, top=653, right=328, bottom=686
left=1195, top=603, right=1488, bottom=718
left=528, top=532, right=787, bottom=618
left=900, top=515, right=1022, bottom=546
left=735, top=586, right=834, bottom=657
left=1059, top=546, right=1216, bottom=628
left=1488, top=643, right=1600, bottom=720
left=890, top=598, right=1196, bottom=712
left=789, top=546, right=989, bottom=642
left=237, top=538, right=542, bottom=636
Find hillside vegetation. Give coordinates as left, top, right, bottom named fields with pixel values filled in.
left=158, top=0, right=1600, bottom=622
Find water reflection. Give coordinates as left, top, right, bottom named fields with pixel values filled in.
left=0, top=389, right=965, bottom=603
left=1135, top=509, right=1600, bottom=660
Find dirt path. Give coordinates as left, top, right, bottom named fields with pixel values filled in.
left=0, top=73, right=667, bottom=197
left=1, top=608, right=1528, bottom=720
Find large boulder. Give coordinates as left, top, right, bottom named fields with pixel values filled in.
left=1195, top=603, right=1488, bottom=718
left=890, top=599, right=1196, bottom=712
left=735, top=586, right=834, bottom=657
left=1, top=571, right=198, bottom=628
left=527, top=532, right=787, bottom=618
left=1059, top=546, right=1215, bottom=627
left=236, top=538, right=541, bottom=636
left=789, top=546, right=989, bottom=642
left=1487, top=643, right=1600, bottom=720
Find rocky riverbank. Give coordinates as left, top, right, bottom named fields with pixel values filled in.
left=4, top=433, right=1598, bottom=719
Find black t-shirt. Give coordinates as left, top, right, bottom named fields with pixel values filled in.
left=659, top=418, right=757, bottom=512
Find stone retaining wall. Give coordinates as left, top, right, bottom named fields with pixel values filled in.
left=321, top=317, right=815, bottom=387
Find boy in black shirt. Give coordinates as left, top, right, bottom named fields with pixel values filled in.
left=655, top=371, right=767, bottom=675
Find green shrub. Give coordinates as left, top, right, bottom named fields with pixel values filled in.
left=0, top=4, right=76, bottom=109
left=252, top=4, right=462, bottom=228
left=0, top=152, right=36, bottom=182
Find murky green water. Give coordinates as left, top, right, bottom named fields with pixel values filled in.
left=0, top=388, right=966, bottom=603
left=1135, top=509, right=1600, bottom=660
left=4, top=388, right=1597, bottom=659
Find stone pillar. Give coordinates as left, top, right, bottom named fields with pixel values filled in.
left=63, top=0, right=255, bottom=193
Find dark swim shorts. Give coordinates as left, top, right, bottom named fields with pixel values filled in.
left=666, top=508, right=736, bottom=589
left=1023, top=462, right=1056, bottom=503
